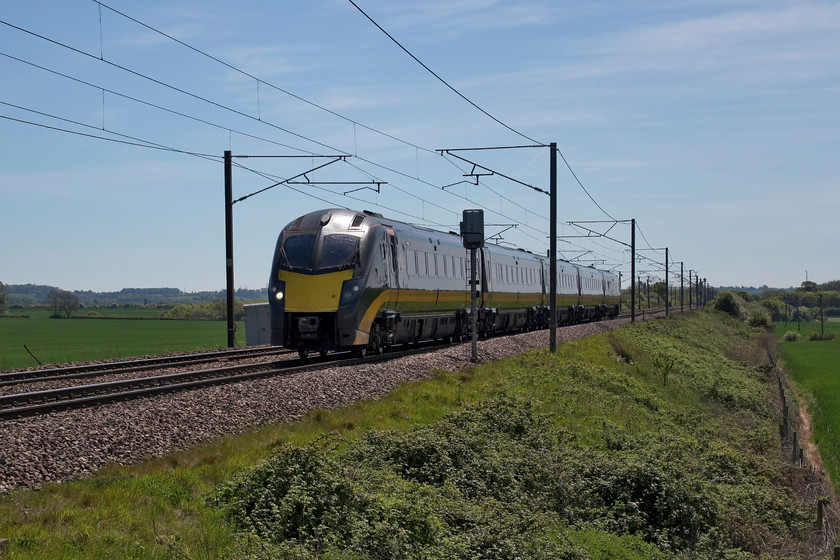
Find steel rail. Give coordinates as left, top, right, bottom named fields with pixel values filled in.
left=0, top=346, right=288, bottom=387
left=0, top=309, right=685, bottom=420
left=0, top=346, right=419, bottom=420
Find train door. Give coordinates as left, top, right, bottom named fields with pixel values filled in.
left=374, top=228, right=400, bottom=347
left=382, top=228, right=399, bottom=300
left=479, top=248, right=489, bottom=307
left=601, top=273, right=607, bottom=304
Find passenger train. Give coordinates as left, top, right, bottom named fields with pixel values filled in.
left=268, top=208, right=620, bottom=358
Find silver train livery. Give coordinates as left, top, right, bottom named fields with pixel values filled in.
left=268, top=208, right=620, bottom=357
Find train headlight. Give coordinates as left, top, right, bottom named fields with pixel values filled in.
left=341, top=285, right=360, bottom=302
left=339, top=278, right=365, bottom=306
left=275, top=291, right=284, bottom=301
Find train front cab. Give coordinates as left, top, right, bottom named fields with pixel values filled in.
left=268, top=210, right=377, bottom=358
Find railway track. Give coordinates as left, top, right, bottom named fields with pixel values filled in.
left=0, top=308, right=684, bottom=421
left=1, top=353, right=330, bottom=420
left=0, top=346, right=289, bottom=387
left=0, top=345, right=429, bottom=421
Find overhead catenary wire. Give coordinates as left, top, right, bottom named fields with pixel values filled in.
left=0, top=18, right=343, bottom=156
left=346, top=0, right=542, bottom=147
left=3, top=7, right=645, bottom=268
left=91, top=0, right=436, bottom=157
left=86, top=3, right=556, bottom=234
left=0, top=112, right=219, bottom=159
left=0, top=52, right=313, bottom=156
left=1, top=16, right=551, bottom=249
left=346, top=0, right=616, bottom=221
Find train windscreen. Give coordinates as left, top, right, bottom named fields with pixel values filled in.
left=320, top=234, right=359, bottom=270
left=282, top=234, right=316, bottom=270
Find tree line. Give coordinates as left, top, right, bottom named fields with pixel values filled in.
left=0, top=282, right=255, bottom=320
left=751, top=280, right=840, bottom=322
left=3, top=284, right=266, bottom=308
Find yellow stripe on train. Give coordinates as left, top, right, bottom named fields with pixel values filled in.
left=278, top=269, right=354, bottom=313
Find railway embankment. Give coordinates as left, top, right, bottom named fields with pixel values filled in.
left=0, top=308, right=833, bottom=559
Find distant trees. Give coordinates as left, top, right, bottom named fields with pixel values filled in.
left=0, top=281, right=8, bottom=314
left=650, top=281, right=668, bottom=301
left=757, top=279, right=840, bottom=321
left=799, top=281, right=820, bottom=292
left=47, top=289, right=81, bottom=319
left=4, top=284, right=267, bottom=307
left=160, top=300, right=245, bottom=321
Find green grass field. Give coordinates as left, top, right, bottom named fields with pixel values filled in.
left=775, top=320, right=840, bottom=482
left=0, top=309, right=246, bottom=371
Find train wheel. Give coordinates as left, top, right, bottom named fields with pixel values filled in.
left=352, top=346, right=368, bottom=358
left=320, top=350, right=328, bottom=357
left=371, top=325, right=384, bottom=354
left=297, top=348, right=309, bottom=359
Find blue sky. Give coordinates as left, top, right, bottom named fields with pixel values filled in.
left=1, top=0, right=838, bottom=292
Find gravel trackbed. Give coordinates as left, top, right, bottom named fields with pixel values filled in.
left=0, top=318, right=635, bottom=493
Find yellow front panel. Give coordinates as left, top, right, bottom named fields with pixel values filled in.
left=278, top=269, right=354, bottom=312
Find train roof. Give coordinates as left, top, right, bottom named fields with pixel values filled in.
left=284, top=208, right=618, bottom=278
